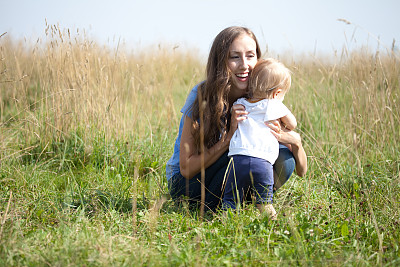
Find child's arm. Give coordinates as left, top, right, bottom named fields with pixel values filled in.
left=280, top=111, right=297, bottom=131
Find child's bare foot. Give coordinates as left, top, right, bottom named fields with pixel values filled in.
left=257, top=204, right=277, bottom=220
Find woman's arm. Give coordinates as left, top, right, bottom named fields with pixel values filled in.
left=179, top=116, right=229, bottom=179
left=179, top=104, right=248, bottom=179
left=286, top=131, right=307, bottom=177
left=268, top=120, right=307, bottom=177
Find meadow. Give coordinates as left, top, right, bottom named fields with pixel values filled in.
left=1, top=25, right=399, bottom=266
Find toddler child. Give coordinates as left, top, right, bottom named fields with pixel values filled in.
left=222, top=58, right=297, bottom=220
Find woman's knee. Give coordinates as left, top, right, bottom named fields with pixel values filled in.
left=273, top=145, right=296, bottom=190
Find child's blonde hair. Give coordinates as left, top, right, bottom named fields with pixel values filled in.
left=248, top=58, right=291, bottom=99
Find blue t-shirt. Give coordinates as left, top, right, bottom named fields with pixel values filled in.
left=165, top=84, right=199, bottom=180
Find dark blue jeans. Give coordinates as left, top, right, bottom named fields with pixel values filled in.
left=168, top=144, right=295, bottom=211
left=222, top=155, right=274, bottom=209
left=273, top=144, right=296, bottom=191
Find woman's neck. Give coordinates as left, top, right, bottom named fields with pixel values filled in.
left=228, top=90, right=246, bottom=107
left=228, top=86, right=246, bottom=106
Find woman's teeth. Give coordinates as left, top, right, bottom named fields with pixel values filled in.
left=236, top=73, right=248, bottom=82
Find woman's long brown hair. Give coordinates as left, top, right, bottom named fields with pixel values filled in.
left=191, top=26, right=261, bottom=151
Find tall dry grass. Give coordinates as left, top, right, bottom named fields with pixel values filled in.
left=285, top=47, right=400, bottom=167
left=0, top=25, right=203, bottom=163
left=1, top=24, right=399, bottom=174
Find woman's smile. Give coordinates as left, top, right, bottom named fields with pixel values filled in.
left=235, top=72, right=249, bottom=82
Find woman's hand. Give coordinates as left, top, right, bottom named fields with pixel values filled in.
left=266, top=120, right=301, bottom=148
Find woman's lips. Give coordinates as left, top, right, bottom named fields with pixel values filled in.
left=236, top=73, right=248, bottom=82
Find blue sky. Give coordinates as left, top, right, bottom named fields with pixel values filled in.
left=1, top=0, right=399, bottom=56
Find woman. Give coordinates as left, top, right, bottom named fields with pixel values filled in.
left=166, top=26, right=307, bottom=212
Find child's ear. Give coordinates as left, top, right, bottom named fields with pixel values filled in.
left=273, top=89, right=283, bottom=99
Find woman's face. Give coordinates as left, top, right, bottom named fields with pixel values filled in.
left=227, top=34, right=258, bottom=93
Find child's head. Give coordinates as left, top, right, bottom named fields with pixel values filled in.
left=248, top=58, right=291, bottom=100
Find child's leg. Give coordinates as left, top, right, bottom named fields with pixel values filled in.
left=248, top=157, right=277, bottom=219
left=222, top=155, right=251, bottom=210
left=249, top=157, right=274, bottom=203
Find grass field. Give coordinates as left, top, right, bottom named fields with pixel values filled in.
left=1, top=26, right=399, bottom=266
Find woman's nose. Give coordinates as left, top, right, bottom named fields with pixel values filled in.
left=239, top=56, right=248, bottom=69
